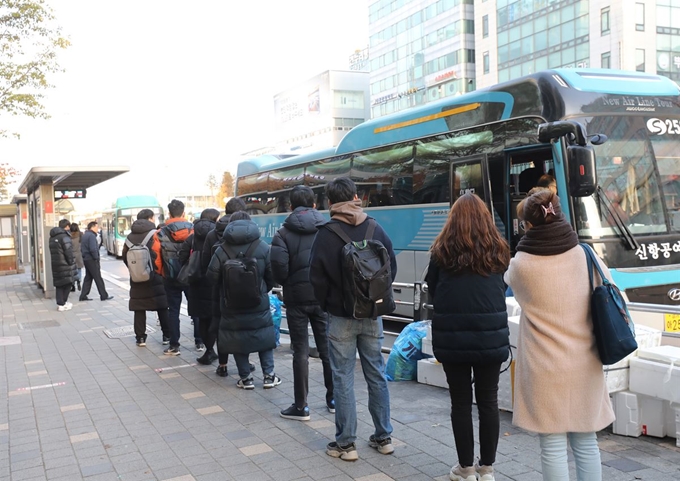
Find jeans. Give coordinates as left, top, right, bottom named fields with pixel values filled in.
left=327, top=314, right=392, bottom=446
left=443, top=362, right=501, bottom=467
left=539, top=432, right=602, bottom=481
left=55, top=285, right=71, bottom=306
left=164, top=281, right=188, bottom=348
left=233, top=350, right=274, bottom=379
left=287, top=304, right=334, bottom=408
left=134, top=309, right=169, bottom=339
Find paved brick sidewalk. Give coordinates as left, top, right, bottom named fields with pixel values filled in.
left=1, top=271, right=679, bottom=481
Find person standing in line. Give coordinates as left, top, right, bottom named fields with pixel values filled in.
left=425, top=193, right=510, bottom=481
left=153, top=199, right=193, bottom=356
left=69, top=222, right=84, bottom=292
left=271, top=186, right=334, bottom=421
left=50, top=219, right=77, bottom=311
left=309, top=177, right=396, bottom=462
left=122, top=209, right=169, bottom=347
left=206, top=211, right=281, bottom=390
left=179, top=208, right=221, bottom=355
left=505, top=190, right=615, bottom=481
left=80, top=221, right=114, bottom=302
left=200, top=197, right=250, bottom=373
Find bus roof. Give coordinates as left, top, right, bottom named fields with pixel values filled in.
left=113, top=195, right=163, bottom=209
left=236, top=68, right=680, bottom=177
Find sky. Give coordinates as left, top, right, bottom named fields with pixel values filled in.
left=3, top=0, right=369, bottom=211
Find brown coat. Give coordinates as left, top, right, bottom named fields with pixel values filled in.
left=504, top=246, right=615, bottom=434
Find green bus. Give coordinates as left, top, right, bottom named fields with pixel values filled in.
left=101, top=196, right=165, bottom=257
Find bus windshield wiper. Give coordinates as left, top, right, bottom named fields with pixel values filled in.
left=595, top=186, right=640, bottom=251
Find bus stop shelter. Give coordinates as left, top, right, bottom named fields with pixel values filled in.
left=18, top=166, right=129, bottom=298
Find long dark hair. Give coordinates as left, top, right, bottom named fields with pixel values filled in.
left=430, top=193, right=510, bottom=275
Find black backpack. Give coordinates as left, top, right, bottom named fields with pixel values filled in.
left=327, top=220, right=396, bottom=319
left=221, top=241, right=263, bottom=309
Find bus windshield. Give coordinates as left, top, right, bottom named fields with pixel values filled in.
left=572, top=115, right=680, bottom=238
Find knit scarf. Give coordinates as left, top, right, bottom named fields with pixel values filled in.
left=516, top=218, right=579, bottom=256
left=329, top=200, right=367, bottom=226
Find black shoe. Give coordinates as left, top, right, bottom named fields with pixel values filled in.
left=249, top=362, right=256, bottom=372
left=164, top=346, right=180, bottom=356
left=280, top=404, right=310, bottom=421
left=162, top=336, right=170, bottom=345
left=215, top=365, right=228, bottom=377
left=195, top=342, right=205, bottom=352
left=263, top=373, right=282, bottom=389
left=79, top=296, right=92, bottom=301
left=102, top=295, right=114, bottom=301
left=327, top=399, right=336, bottom=414
left=71, top=285, right=76, bottom=292
left=368, top=435, right=394, bottom=455
left=236, top=377, right=254, bottom=390
left=136, top=337, right=146, bottom=347
left=197, top=352, right=215, bottom=365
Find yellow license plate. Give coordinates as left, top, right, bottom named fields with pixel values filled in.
left=665, top=314, right=680, bottom=333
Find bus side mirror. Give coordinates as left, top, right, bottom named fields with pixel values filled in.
left=568, top=145, right=597, bottom=197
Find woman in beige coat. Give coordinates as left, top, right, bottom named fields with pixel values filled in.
left=504, top=190, right=614, bottom=481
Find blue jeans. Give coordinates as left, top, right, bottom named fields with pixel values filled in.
left=233, top=350, right=274, bottom=380
left=327, top=315, right=392, bottom=446
left=539, top=432, right=602, bottom=481
left=164, top=282, right=188, bottom=348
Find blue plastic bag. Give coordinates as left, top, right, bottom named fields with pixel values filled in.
left=385, top=320, right=430, bottom=382
left=269, top=294, right=282, bottom=346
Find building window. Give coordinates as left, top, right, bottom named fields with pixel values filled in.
left=635, top=3, right=645, bottom=31
left=636, top=49, right=645, bottom=72
left=482, top=15, right=489, bottom=38
left=601, top=7, right=610, bottom=36
left=601, top=51, right=611, bottom=69
left=483, top=51, right=490, bottom=74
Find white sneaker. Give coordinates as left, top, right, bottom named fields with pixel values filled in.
left=64, top=302, right=73, bottom=310
left=450, top=464, right=477, bottom=481
left=475, top=462, right=495, bottom=481
left=57, top=305, right=67, bottom=312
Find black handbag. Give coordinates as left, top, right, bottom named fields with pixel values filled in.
left=580, top=244, right=637, bottom=365
left=178, top=249, right=202, bottom=285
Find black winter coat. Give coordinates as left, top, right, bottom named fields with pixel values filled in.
left=122, top=219, right=168, bottom=312
left=206, top=219, right=276, bottom=355
left=202, top=214, right=232, bottom=318
left=179, top=218, right=215, bottom=318
left=81, top=229, right=100, bottom=261
left=309, top=217, right=397, bottom=317
left=271, top=207, right=325, bottom=307
left=49, top=227, right=76, bottom=287
left=425, top=261, right=510, bottom=365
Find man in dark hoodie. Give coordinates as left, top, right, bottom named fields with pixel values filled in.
left=309, top=177, right=397, bottom=461
left=49, top=218, right=77, bottom=311
left=200, top=197, right=246, bottom=371
left=122, top=209, right=169, bottom=347
left=271, top=186, right=334, bottom=421
left=80, top=221, right=113, bottom=302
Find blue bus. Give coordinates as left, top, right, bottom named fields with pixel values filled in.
left=101, top=196, right=165, bottom=257
left=235, top=69, right=680, bottom=334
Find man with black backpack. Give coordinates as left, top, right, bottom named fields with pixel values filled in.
left=122, top=209, right=169, bottom=347
left=309, top=177, right=397, bottom=461
left=153, top=199, right=193, bottom=356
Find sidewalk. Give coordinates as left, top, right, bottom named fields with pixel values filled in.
left=1, top=270, right=679, bottom=481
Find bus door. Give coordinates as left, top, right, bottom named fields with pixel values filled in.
left=449, top=154, right=498, bottom=221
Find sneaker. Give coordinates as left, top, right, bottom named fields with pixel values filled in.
left=195, top=343, right=205, bottom=352
left=236, top=377, right=254, bottom=390
left=162, top=336, right=170, bottom=345
left=280, top=404, right=310, bottom=421
left=326, top=442, right=358, bottom=461
left=449, top=464, right=477, bottom=481
left=64, top=302, right=73, bottom=310
left=57, top=305, right=67, bottom=312
left=368, top=435, right=394, bottom=455
left=136, top=337, right=146, bottom=347
left=327, top=399, right=336, bottom=414
left=197, top=350, right=217, bottom=365
left=263, top=373, right=282, bottom=389
left=164, top=346, right=180, bottom=356
left=475, top=462, right=495, bottom=481
left=215, top=365, right=228, bottom=377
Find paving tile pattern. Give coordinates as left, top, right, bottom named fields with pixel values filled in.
left=1, top=270, right=680, bottom=480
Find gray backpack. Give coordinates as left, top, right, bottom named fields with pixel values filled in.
left=125, top=230, right=157, bottom=283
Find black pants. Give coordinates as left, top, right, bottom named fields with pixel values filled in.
left=443, top=362, right=501, bottom=467
left=286, top=304, right=334, bottom=408
left=199, top=315, right=218, bottom=351
left=55, top=284, right=71, bottom=306
left=134, top=309, right=169, bottom=339
left=81, top=259, right=109, bottom=300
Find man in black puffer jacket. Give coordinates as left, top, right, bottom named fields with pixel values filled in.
left=49, top=219, right=77, bottom=311
left=271, top=186, right=334, bottom=422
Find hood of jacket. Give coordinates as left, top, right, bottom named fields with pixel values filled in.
left=193, top=218, right=215, bottom=240
left=222, top=219, right=261, bottom=245
left=50, top=226, right=68, bottom=238
left=130, top=219, right=156, bottom=235
left=283, top=207, right=326, bottom=234
left=214, top=214, right=231, bottom=236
